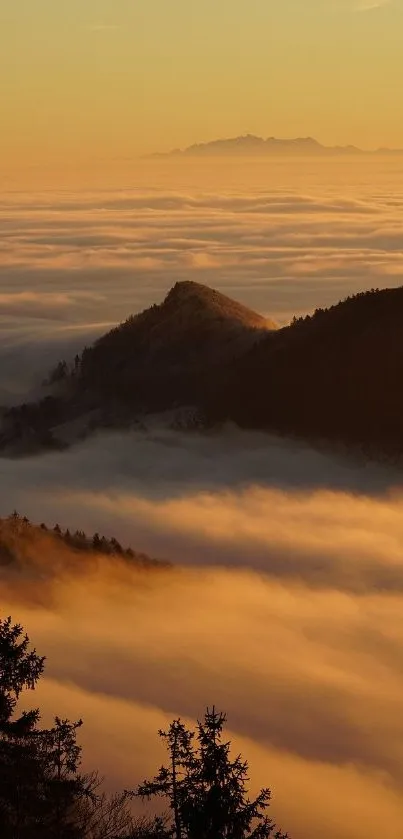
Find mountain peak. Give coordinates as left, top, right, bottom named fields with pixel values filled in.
left=165, top=280, right=215, bottom=303
left=5, top=283, right=403, bottom=460
left=163, top=281, right=276, bottom=330
left=0, top=280, right=277, bottom=451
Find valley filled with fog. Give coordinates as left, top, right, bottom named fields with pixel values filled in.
left=2, top=158, right=403, bottom=838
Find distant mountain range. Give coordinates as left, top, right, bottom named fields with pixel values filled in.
left=3, top=280, right=403, bottom=461
left=147, top=134, right=403, bottom=158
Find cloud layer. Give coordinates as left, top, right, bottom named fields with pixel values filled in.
left=1, top=157, right=403, bottom=401
left=2, top=425, right=403, bottom=837
left=2, top=158, right=403, bottom=838
left=4, top=554, right=403, bottom=839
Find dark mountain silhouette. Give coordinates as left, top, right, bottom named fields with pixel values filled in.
left=148, top=134, right=403, bottom=158
left=206, top=285, right=403, bottom=458
left=3, top=281, right=403, bottom=460
left=0, top=281, right=274, bottom=452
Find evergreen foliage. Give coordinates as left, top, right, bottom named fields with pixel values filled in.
left=3, top=512, right=160, bottom=567
left=0, top=616, right=289, bottom=839
left=137, top=707, right=288, bottom=839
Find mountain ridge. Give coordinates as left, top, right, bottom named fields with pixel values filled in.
left=147, top=134, right=403, bottom=158
left=0, top=281, right=274, bottom=453
left=0, top=512, right=166, bottom=584
left=3, top=281, right=403, bottom=462
left=205, top=284, right=403, bottom=456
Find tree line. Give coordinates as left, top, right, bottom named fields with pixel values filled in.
left=5, top=512, right=160, bottom=566
left=0, top=615, right=289, bottom=839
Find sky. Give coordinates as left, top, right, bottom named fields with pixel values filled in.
left=1, top=0, right=403, bottom=175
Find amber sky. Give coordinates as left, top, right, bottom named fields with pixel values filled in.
left=1, top=0, right=402, bottom=170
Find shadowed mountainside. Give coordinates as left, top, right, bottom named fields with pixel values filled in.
left=206, top=285, right=403, bottom=457
left=77, top=280, right=274, bottom=409
left=0, top=281, right=274, bottom=451
left=2, top=281, right=403, bottom=460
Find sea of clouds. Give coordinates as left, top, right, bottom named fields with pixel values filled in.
left=1, top=157, right=403, bottom=399
left=2, top=158, right=403, bottom=838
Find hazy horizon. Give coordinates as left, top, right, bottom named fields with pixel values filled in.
left=147, top=133, right=403, bottom=159
left=2, top=1, right=403, bottom=179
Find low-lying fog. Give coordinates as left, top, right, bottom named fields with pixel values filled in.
left=2, top=158, right=403, bottom=838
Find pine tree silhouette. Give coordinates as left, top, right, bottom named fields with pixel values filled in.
left=137, top=707, right=288, bottom=839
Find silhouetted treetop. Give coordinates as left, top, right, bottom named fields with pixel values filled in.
left=1, top=615, right=291, bottom=838
left=137, top=706, right=288, bottom=839
left=0, top=512, right=167, bottom=574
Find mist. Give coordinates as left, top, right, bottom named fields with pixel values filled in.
left=2, top=157, right=403, bottom=838
left=2, top=158, right=403, bottom=405
left=3, top=422, right=403, bottom=839
left=3, top=554, right=403, bottom=839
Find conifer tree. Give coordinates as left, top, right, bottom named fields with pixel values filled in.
left=92, top=533, right=101, bottom=551
left=0, top=618, right=91, bottom=839
left=138, top=719, right=195, bottom=839
left=1, top=616, right=291, bottom=839
left=39, top=717, right=89, bottom=838
left=137, top=708, right=288, bottom=839
left=190, top=707, right=287, bottom=839
left=0, top=616, right=45, bottom=836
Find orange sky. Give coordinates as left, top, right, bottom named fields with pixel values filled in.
left=1, top=0, right=403, bottom=178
